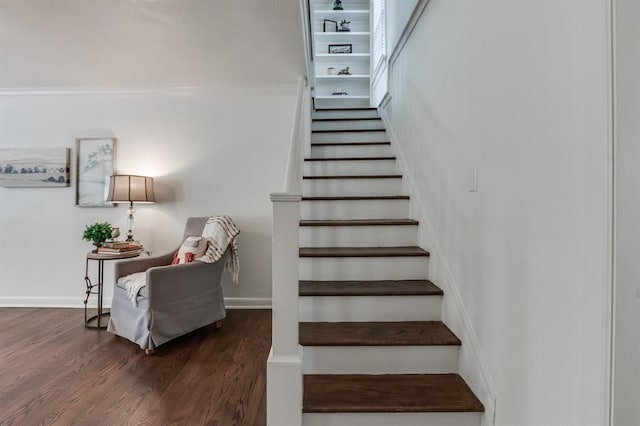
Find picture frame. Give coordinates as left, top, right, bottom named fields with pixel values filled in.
left=0, top=148, right=70, bottom=188
left=76, top=137, right=116, bottom=207
left=323, top=19, right=338, bottom=32
left=328, top=44, right=352, bottom=54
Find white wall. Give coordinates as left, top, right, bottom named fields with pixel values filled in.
left=0, top=85, right=298, bottom=308
left=613, top=0, right=640, bottom=423
left=383, top=0, right=610, bottom=424
left=385, top=0, right=418, bottom=56
left=0, top=0, right=305, bottom=88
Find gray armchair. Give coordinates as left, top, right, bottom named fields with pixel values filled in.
left=107, top=217, right=226, bottom=354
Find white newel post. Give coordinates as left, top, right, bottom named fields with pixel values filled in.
left=267, top=192, right=302, bottom=426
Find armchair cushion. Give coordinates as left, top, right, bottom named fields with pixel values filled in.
left=171, top=236, right=208, bottom=264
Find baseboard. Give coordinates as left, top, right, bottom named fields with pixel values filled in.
left=225, top=298, right=272, bottom=309
left=0, top=297, right=112, bottom=308
left=0, top=297, right=272, bottom=310
left=381, top=109, right=497, bottom=426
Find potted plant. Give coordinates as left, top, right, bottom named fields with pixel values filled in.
left=333, top=0, right=343, bottom=10
left=338, top=19, right=351, bottom=32
left=82, top=222, right=113, bottom=249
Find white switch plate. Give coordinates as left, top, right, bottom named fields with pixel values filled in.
left=468, top=165, right=478, bottom=192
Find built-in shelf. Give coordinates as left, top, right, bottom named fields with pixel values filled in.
left=314, top=10, right=370, bottom=15
left=314, top=32, right=371, bottom=37
left=311, top=0, right=371, bottom=108
left=315, top=53, right=371, bottom=62
left=316, top=75, right=370, bottom=80
left=315, top=95, right=371, bottom=100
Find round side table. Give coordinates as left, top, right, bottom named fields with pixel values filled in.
left=83, top=250, right=141, bottom=329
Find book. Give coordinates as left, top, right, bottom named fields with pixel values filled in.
left=101, top=241, right=133, bottom=249
left=95, top=249, right=143, bottom=257
left=98, top=246, right=143, bottom=253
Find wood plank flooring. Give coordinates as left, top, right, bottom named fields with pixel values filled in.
left=0, top=308, right=270, bottom=426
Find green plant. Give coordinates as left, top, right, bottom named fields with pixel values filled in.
left=82, top=222, right=113, bottom=245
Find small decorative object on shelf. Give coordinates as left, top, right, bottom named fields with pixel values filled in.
left=329, top=44, right=352, bottom=54
left=110, top=227, right=120, bottom=240
left=338, top=19, right=351, bottom=32
left=323, top=19, right=338, bottom=32
left=327, top=67, right=336, bottom=75
left=82, top=222, right=113, bottom=250
left=333, top=0, right=343, bottom=10
left=337, top=66, right=351, bottom=75
left=332, top=88, right=349, bottom=96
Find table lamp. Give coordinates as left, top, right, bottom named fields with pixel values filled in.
left=106, top=175, right=156, bottom=242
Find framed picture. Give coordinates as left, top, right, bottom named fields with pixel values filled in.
left=0, top=148, right=70, bottom=188
left=328, top=44, right=352, bottom=54
left=76, top=138, right=116, bottom=207
left=323, top=19, right=337, bottom=32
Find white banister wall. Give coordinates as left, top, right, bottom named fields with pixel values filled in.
left=283, top=77, right=306, bottom=193
left=267, top=76, right=309, bottom=426
left=381, top=1, right=610, bottom=424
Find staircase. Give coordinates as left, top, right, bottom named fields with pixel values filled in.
left=298, top=107, right=484, bottom=425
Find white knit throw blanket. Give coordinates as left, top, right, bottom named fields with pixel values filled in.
left=118, top=271, right=147, bottom=307
left=197, top=215, right=240, bottom=283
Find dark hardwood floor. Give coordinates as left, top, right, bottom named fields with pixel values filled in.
left=0, top=308, right=271, bottom=426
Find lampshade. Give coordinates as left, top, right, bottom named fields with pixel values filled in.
left=106, top=175, right=156, bottom=205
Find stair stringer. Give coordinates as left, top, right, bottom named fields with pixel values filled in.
left=380, top=106, right=498, bottom=426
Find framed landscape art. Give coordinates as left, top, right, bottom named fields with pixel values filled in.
left=0, top=148, right=70, bottom=188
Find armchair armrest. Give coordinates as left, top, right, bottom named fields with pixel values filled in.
left=114, top=252, right=174, bottom=280
left=146, top=260, right=225, bottom=303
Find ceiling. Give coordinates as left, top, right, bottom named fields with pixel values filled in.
left=0, top=0, right=306, bottom=89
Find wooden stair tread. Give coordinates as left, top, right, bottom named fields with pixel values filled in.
left=303, top=174, right=402, bottom=180
left=300, top=246, right=430, bottom=257
left=299, top=321, right=460, bottom=346
left=313, top=129, right=386, bottom=134
left=303, top=374, right=485, bottom=413
left=311, top=141, right=390, bottom=146
left=314, top=107, right=378, bottom=111
left=313, top=117, right=382, bottom=121
left=300, top=219, right=417, bottom=226
left=302, top=195, right=409, bottom=201
left=304, top=156, right=395, bottom=162
left=299, top=279, right=442, bottom=296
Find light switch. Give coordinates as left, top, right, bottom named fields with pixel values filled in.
left=468, top=165, right=478, bottom=192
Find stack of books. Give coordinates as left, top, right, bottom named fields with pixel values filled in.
left=97, top=241, right=143, bottom=255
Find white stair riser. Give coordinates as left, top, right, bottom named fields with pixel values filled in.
left=302, top=346, right=458, bottom=374
left=305, top=159, right=397, bottom=176
left=304, top=178, right=402, bottom=197
left=314, top=98, right=370, bottom=110
left=312, top=131, right=387, bottom=143
left=299, top=295, right=441, bottom=322
left=300, top=225, right=417, bottom=247
left=311, top=144, right=391, bottom=158
left=299, top=257, right=428, bottom=281
left=313, top=110, right=380, bottom=120
left=301, top=199, right=409, bottom=220
left=312, top=120, right=385, bottom=131
left=303, top=412, right=481, bottom=426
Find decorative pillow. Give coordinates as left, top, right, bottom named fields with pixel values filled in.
left=172, top=236, right=208, bottom=265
